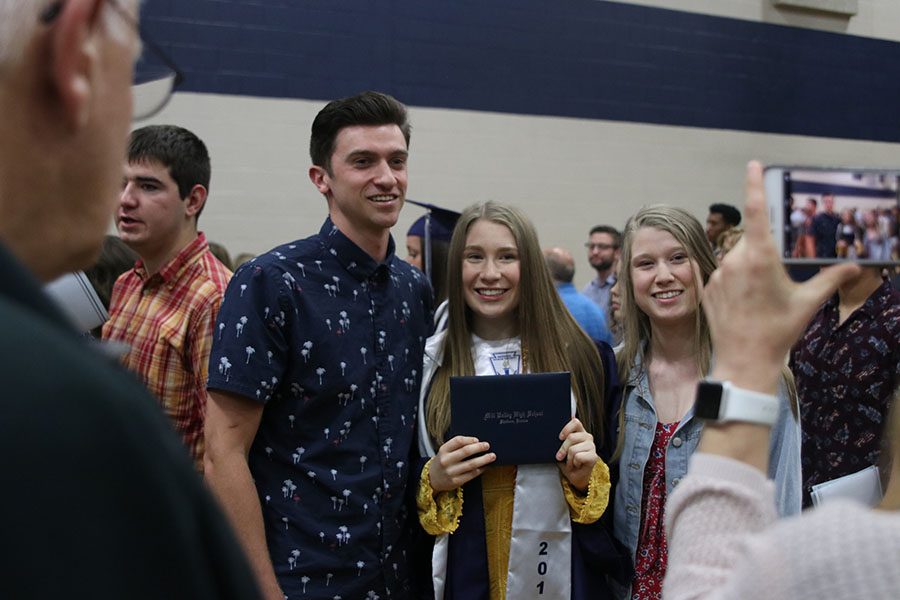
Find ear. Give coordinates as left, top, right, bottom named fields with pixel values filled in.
left=50, top=0, right=106, bottom=130
left=184, top=184, right=207, bottom=219
left=309, top=165, right=331, bottom=196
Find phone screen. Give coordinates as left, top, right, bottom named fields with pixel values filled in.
left=764, top=166, right=900, bottom=266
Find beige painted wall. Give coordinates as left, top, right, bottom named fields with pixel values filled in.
left=623, top=0, right=900, bottom=41
left=144, top=91, right=900, bottom=290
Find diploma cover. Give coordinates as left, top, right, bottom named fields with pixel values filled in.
left=44, top=271, right=108, bottom=332
left=810, top=464, right=883, bottom=508
left=449, top=372, right=571, bottom=465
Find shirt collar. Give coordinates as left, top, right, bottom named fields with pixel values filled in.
left=592, top=273, right=616, bottom=289
left=821, top=292, right=840, bottom=320
left=852, top=278, right=894, bottom=319
left=133, top=232, right=208, bottom=287
left=626, top=341, right=649, bottom=388
left=319, top=217, right=398, bottom=282
left=823, top=278, right=893, bottom=322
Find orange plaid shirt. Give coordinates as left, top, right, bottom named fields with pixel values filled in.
left=102, top=233, right=231, bottom=467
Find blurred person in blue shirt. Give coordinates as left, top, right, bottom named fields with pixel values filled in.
left=545, top=246, right=613, bottom=346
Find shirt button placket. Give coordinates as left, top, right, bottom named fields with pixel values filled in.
left=370, top=269, right=396, bottom=564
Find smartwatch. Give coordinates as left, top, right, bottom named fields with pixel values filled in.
left=694, top=380, right=779, bottom=426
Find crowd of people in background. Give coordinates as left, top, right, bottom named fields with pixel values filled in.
left=790, top=192, right=900, bottom=261
left=0, top=2, right=898, bottom=598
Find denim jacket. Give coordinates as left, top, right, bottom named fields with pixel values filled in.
left=612, top=350, right=802, bottom=568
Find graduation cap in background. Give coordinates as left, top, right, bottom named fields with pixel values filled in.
left=406, top=200, right=461, bottom=285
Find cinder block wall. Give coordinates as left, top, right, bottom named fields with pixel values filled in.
left=136, top=0, right=900, bottom=287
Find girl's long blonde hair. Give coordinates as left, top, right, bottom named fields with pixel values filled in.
left=616, top=205, right=717, bottom=387
left=425, top=201, right=607, bottom=447
left=614, top=205, right=797, bottom=456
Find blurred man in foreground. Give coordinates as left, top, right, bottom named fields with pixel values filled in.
left=0, top=1, right=258, bottom=597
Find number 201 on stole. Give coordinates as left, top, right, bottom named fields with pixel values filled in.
left=536, top=541, right=549, bottom=595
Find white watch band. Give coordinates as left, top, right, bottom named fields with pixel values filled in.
left=720, top=381, right=779, bottom=425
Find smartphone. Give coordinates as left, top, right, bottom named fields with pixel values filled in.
left=764, top=166, right=900, bottom=266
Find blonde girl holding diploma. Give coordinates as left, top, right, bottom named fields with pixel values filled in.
left=416, top=202, right=630, bottom=600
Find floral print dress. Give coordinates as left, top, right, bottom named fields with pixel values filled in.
left=631, top=421, right=679, bottom=600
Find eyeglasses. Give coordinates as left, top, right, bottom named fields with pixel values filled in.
left=41, top=0, right=184, bottom=121
left=585, top=243, right=617, bottom=251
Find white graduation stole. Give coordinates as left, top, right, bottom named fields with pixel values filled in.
left=506, top=464, right=572, bottom=599
left=427, top=333, right=574, bottom=599
left=430, top=465, right=573, bottom=600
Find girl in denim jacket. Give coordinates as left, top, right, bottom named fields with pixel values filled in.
left=610, top=205, right=801, bottom=600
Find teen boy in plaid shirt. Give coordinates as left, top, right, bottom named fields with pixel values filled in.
left=103, top=125, right=231, bottom=467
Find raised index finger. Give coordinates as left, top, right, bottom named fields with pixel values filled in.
left=742, top=160, right=771, bottom=246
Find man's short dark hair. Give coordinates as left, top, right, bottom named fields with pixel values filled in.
left=128, top=125, right=211, bottom=213
left=708, top=203, right=742, bottom=227
left=310, top=91, right=411, bottom=174
left=588, top=225, right=621, bottom=248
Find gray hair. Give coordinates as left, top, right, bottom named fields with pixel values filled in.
left=543, top=247, right=575, bottom=283
left=0, top=1, right=136, bottom=71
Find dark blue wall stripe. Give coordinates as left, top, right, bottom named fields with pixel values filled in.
left=790, top=181, right=897, bottom=198
left=140, top=0, right=900, bottom=143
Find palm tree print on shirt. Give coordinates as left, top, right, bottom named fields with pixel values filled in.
left=205, top=222, right=433, bottom=598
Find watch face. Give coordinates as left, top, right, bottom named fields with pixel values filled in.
left=694, top=382, right=723, bottom=420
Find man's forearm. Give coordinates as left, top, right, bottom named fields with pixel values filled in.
left=206, top=454, right=284, bottom=600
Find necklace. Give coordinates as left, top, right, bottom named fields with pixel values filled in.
left=502, top=339, right=513, bottom=369
left=503, top=337, right=517, bottom=373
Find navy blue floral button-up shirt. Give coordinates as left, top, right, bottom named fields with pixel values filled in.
left=791, top=279, right=899, bottom=507
left=208, top=218, right=433, bottom=599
